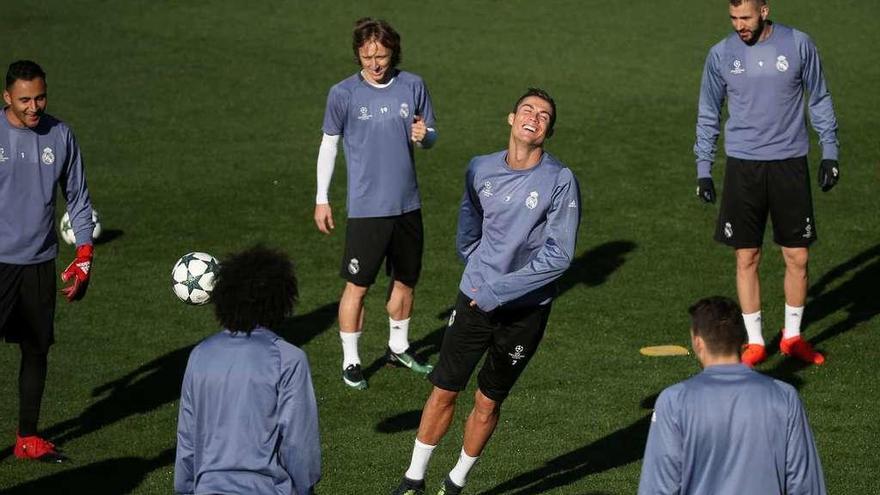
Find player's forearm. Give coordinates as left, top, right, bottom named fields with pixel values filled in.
left=806, top=91, right=839, bottom=160
left=694, top=105, right=722, bottom=177
left=694, top=52, right=725, bottom=177
left=315, top=133, right=339, bottom=204
left=62, top=144, right=96, bottom=244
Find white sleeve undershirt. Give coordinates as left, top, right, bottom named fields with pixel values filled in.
left=315, top=133, right=340, bottom=204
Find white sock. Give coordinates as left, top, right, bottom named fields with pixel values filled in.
left=388, top=317, right=410, bottom=354
left=742, top=311, right=764, bottom=345
left=448, top=448, right=479, bottom=488
left=783, top=305, right=804, bottom=339
left=404, top=439, right=436, bottom=481
left=340, top=331, right=362, bottom=368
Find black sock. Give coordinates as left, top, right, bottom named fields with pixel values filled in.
left=18, top=349, right=48, bottom=437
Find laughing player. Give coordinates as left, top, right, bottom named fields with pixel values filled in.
left=392, top=88, right=581, bottom=495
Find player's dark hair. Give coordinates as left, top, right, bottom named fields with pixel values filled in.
left=5, top=60, right=46, bottom=89
left=513, top=87, right=557, bottom=138
left=212, top=245, right=298, bottom=335
left=352, top=17, right=401, bottom=68
left=729, top=0, right=766, bottom=6
left=688, top=296, right=747, bottom=357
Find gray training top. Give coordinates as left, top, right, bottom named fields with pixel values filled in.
left=322, top=70, right=436, bottom=218
left=638, top=364, right=826, bottom=495
left=175, top=328, right=321, bottom=495
left=0, top=109, right=94, bottom=264
left=457, top=150, right=581, bottom=312
left=694, top=23, right=839, bottom=178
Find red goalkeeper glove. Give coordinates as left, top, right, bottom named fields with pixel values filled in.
left=61, top=244, right=93, bottom=302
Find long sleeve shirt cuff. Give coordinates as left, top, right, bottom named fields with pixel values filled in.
left=821, top=144, right=839, bottom=161
left=474, top=286, right=502, bottom=312
left=696, top=160, right=713, bottom=179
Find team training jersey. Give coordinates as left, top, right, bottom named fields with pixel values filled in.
left=322, top=70, right=436, bottom=218
left=175, top=328, right=321, bottom=495
left=638, top=364, right=826, bottom=495
left=694, top=23, right=839, bottom=178
left=0, top=109, right=94, bottom=264
left=457, top=150, right=581, bottom=312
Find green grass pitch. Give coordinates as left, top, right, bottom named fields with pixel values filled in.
left=1, top=1, right=878, bottom=493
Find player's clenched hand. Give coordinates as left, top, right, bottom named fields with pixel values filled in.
left=61, top=244, right=93, bottom=302
left=411, top=115, right=427, bottom=143
left=314, top=203, right=335, bottom=234
left=696, top=177, right=716, bottom=204
left=818, top=159, right=840, bottom=192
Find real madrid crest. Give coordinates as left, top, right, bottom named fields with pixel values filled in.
left=525, top=191, right=539, bottom=209
left=776, top=55, right=789, bottom=72
left=41, top=147, right=55, bottom=165
left=724, top=222, right=734, bottom=239
left=399, top=102, right=410, bottom=118
left=348, top=258, right=360, bottom=275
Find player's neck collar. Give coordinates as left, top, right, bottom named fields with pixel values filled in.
left=361, top=70, right=396, bottom=88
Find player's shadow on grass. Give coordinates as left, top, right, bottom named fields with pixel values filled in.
left=764, top=244, right=880, bottom=386
left=94, top=228, right=123, bottom=245
left=478, top=404, right=653, bottom=495
left=1, top=447, right=174, bottom=494
left=376, top=409, right=423, bottom=433
left=557, top=240, right=637, bottom=296
left=0, top=303, right=337, bottom=461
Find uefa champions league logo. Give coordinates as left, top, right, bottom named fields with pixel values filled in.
left=730, top=59, right=745, bottom=74
left=448, top=309, right=456, bottom=327
left=481, top=181, right=494, bottom=197
left=509, top=345, right=526, bottom=365
left=724, top=222, right=734, bottom=239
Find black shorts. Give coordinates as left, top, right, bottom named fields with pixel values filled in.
left=428, top=292, right=552, bottom=403
left=715, top=156, right=817, bottom=248
left=340, top=209, right=423, bottom=287
left=0, top=260, right=56, bottom=353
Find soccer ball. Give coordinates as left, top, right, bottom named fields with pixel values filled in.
left=171, top=252, right=220, bottom=305
left=59, top=210, right=102, bottom=245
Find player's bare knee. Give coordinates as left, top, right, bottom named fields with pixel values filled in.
left=473, top=390, right=500, bottom=419
left=342, top=282, right=369, bottom=301
left=735, top=248, right=761, bottom=271
left=782, top=247, right=809, bottom=270
left=428, top=387, right=459, bottom=408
